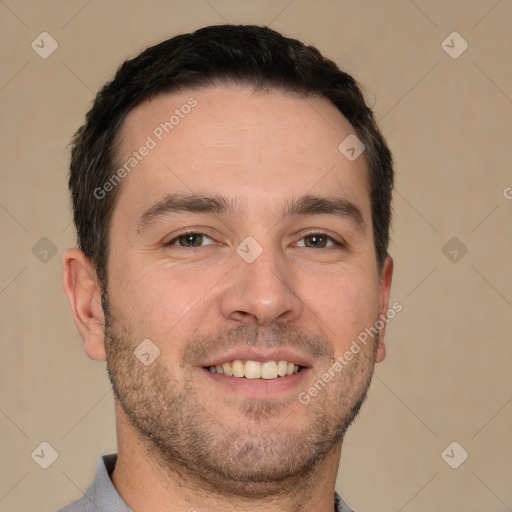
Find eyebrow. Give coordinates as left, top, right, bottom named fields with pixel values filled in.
left=136, top=193, right=366, bottom=233
left=136, top=194, right=238, bottom=233
left=283, top=194, right=366, bottom=231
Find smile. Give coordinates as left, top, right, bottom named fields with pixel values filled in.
left=206, top=360, right=303, bottom=380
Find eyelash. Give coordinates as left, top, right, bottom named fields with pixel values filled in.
left=166, top=231, right=343, bottom=249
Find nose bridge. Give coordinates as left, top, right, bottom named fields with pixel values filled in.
left=221, top=238, right=303, bottom=325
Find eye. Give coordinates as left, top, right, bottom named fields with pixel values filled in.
left=167, top=232, right=215, bottom=248
left=295, top=233, right=339, bottom=249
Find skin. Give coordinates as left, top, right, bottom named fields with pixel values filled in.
left=63, top=86, right=393, bottom=512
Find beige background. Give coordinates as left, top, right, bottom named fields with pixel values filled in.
left=1, top=1, right=511, bottom=511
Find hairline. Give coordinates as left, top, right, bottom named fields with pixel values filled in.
left=100, top=81, right=382, bottom=287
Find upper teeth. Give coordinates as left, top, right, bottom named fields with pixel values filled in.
left=208, top=360, right=300, bottom=379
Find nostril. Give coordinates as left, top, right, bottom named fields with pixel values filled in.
left=230, top=311, right=257, bottom=323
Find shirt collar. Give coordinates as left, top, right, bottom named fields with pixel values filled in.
left=71, top=454, right=355, bottom=512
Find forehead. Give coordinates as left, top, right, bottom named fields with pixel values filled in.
left=113, top=85, right=371, bottom=220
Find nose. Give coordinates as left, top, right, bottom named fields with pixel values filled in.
left=220, top=244, right=304, bottom=326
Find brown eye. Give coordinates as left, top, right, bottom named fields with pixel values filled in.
left=168, top=233, right=214, bottom=248
left=177, top=233, right=204, bottom=247
left=302, top=234, right=333, bottom=248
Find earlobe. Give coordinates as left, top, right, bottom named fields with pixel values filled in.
left=376, top=254, right=393, bottom=363
left=62, top=248, right=107, bottom=361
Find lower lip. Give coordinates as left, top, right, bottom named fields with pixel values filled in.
left=200, top=367, right=312, bottom=398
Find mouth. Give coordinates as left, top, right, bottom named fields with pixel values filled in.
left=199, top=349, right=313, bottom=398
left=204, top=359, right=305, bottom=380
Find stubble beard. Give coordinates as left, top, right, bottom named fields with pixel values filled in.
left=103, top=307, right=378, bottom=499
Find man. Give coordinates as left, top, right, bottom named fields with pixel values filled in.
left=60, top=24, right=394, bottom=512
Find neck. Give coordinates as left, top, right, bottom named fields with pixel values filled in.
left=111, top=407, right=342, bottom=512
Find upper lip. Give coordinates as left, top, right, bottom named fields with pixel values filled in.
left=200, top=349, right=313, bottom=368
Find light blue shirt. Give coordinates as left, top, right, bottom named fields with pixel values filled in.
left=58, top=453, right=355, bottom=512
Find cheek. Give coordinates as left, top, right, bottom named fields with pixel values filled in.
left=306, top=268, right=380, bottom=350
left=109, top=258, right=226, bottom=339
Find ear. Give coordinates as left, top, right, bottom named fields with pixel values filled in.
left=62, top=248, right=106, bottom=361
left=375, top=254, right=393, bottom=363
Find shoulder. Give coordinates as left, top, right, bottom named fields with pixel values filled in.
left=56, top=454, right=125, bottom=512
left=335, top=491, right=357, bottom=512
left=57, top=494, right=94, bottom=512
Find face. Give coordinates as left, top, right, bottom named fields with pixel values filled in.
left=100, top=86, right=392, bottom=494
